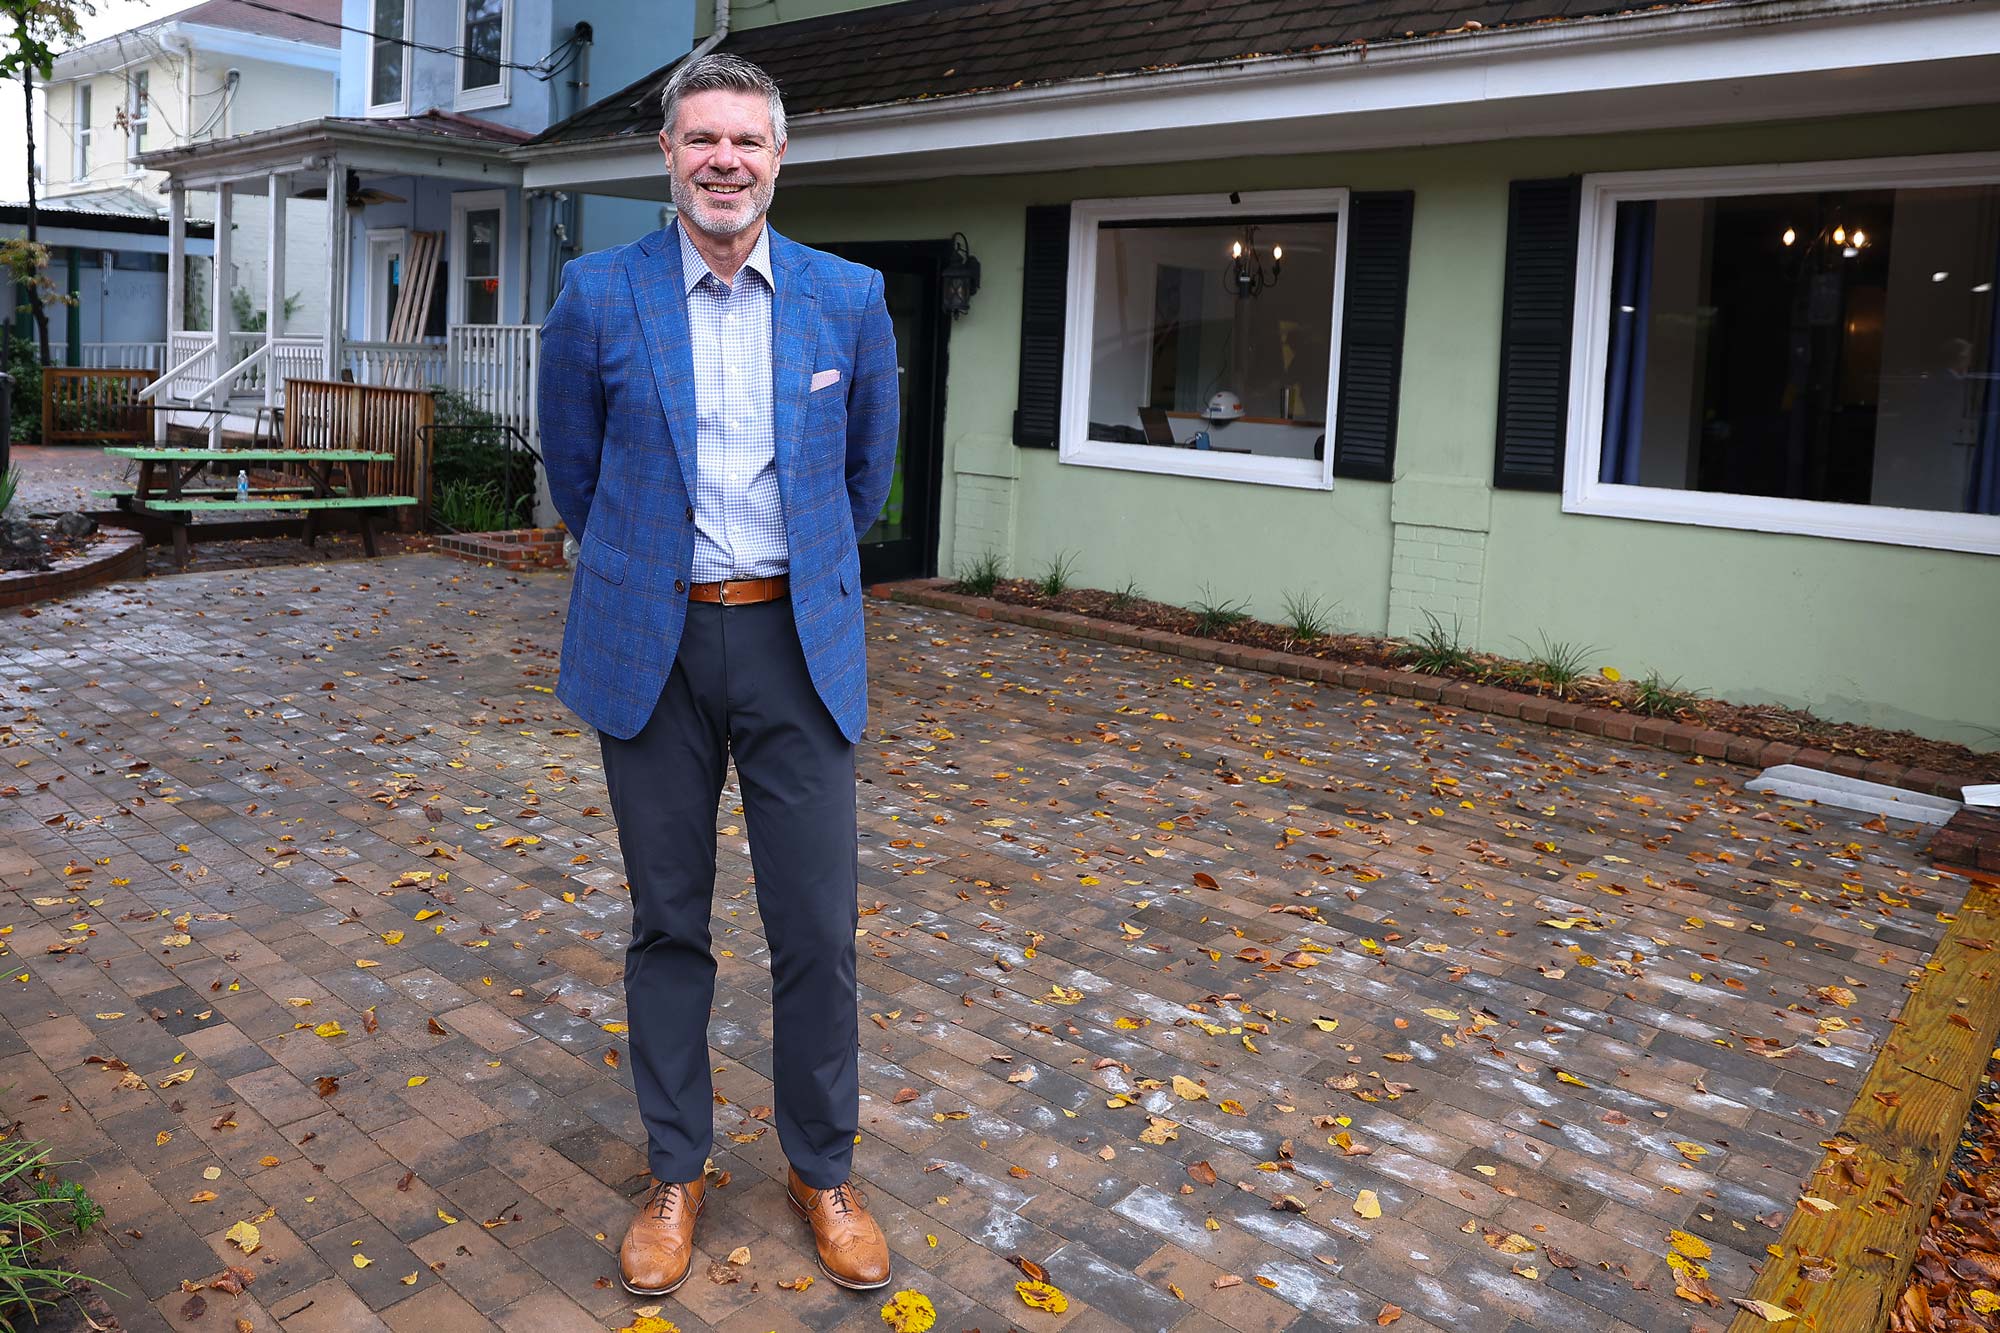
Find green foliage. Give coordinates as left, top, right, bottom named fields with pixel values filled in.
left=5, top=334, right=40, bottom=443
left=1397, top=611, right=1473, bottom=675
left=1033, top=549, right=1078, bottom=598
left=951, top=549, right=1003, bottom=597
left=0, top=239, right=71, bottom=322
left=1520, top=631, right=1601, bottom=698
left=1106, top=578, right=1143, bottom=611
left=0, top=1137, right=108, bottom=1323
left=0, top=466, right=16, bottom=517
left=1188, top=585, right=1249, bottom=637
left=229, top=287, right=303, bottom=334
left=1632, top=671, right=1704, bottom=719
left=0, top=3, right=94, bottom=81
left=1279, top=588, right=1334, bottom=641
left=429, top=391, right=534, bottom=530
left=434, top=479, right=518, bottom=533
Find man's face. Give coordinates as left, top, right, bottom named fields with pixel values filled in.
left=660, top=88, right=784, bottom=240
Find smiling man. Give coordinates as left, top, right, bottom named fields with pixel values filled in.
left=536, top=53, right=899, bottom=1297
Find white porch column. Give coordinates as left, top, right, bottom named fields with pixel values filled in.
left=264, top=171, right=287, bottom=407
left=161, top=183, right=185, bottom=443
left=323, top=159, right=344, bottom=384
left=208, top=183, right=234, bottom=448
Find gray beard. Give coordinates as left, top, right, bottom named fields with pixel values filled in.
left=669, top=173, right=773, bottom=238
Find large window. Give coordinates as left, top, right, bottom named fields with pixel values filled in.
left=1061, top=191, right=1348, bottom=489
left=457, top=0, right=507, bottom=108
left=126, top=71, right=148, bottom=158
left=73, top=84, right=92, bottom=178
left=1566, top=154, right=2000, bottom=554
left=369, top=0, right=408, bottom=112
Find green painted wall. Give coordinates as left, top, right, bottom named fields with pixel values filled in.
left=771, top=105, right=2000, bottom=747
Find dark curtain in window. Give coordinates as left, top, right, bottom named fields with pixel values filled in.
left=1599, top=200, right=1654, bottom=485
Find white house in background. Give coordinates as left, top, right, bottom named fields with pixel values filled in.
left=42, top=0, right=342, bottom=360
left=133, top=0, right=694, bottom=506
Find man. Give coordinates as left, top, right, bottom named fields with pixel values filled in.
left=537, top=52, right=899, bottom=1297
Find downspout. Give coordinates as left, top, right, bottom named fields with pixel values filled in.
left=687, top=0, right=731, bottom=67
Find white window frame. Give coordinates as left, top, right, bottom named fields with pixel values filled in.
left=1565, top=150, right=2000, bottom=557
left=126, top=70, right=149, bottom=163
left=363, top=227, right=410, bottom=341
left=366, top=0, right=412, bottom=115
left=454, top=0, right=510, bottom=112
left=73, top=83, right=92, bottom=179
left=450, top=190, right=507, bottom=326
left=1059, top=189, right=1349, bottom=490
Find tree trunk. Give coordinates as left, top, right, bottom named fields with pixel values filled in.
left=21, top=47, right=51, bottom=366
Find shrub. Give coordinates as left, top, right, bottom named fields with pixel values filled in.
left=1521, top=632, right=1600, bottom=698
left=1106, top=578, right=1143, bottom=611
left=1279, top=589, right=1334, bottom=641
left=1398, top=611, right=1473, bottom=674
left=1034, top=549, right=1079, bottom=598
left=0, top=1140, right=107, bottom=1320
left=429, top=390, right=536, bottom=529
left=1188, top=585, right=1250, bottom=637
left=5, top=335, right=42, bottom=445
left=0, top=466, right=17, bottom=518
left=952, top=550, right=1004, bottom=597
left=434, top=479, right=518, bottom=533
left=1632, top=671, right=1704, bottom=719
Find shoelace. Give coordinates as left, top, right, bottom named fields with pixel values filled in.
left=825, top=1182, right=859, bottom=1217
left=646, top=1181, right=685, bottom=1223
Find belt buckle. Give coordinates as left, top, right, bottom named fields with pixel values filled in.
left=718, top=580, right=731, bottom=606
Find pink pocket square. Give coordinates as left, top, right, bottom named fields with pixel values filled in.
left=810, top=368, right=842, bottom=392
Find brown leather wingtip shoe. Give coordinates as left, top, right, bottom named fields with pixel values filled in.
left=786, top=1168, right=892, bottom=1291
left=619, top=1176, right=706, bottom=1296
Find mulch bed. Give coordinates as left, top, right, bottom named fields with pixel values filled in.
left=966, top=577, right=2000, bottom=783
left=1893, top=1053, right=2000, bottom=1331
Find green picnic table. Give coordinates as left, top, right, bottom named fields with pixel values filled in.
left=102, top=446, right=416, bottom=568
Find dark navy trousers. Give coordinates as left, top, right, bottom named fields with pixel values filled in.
left=598, top=595, right=859, bottom=1190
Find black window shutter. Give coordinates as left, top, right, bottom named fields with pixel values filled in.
left=1493, top=177, right=1582, bottom=491
left=1332, top=190, right=1415, bottom=482
left=1012, top=204, right=1070, bottom=448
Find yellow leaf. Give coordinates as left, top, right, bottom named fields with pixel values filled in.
left=1171, top=1075, right=1208, bottom=1101
left=1016, top=1280, right=1070, bottom=1313
left=616, top=1317, right=680, bottom=1333
left=313, top=1021, right=347, bottom=1038
left=1555, top=1070, right=1588, bottom=1087
left=1114, top=1017, right=1142, bottom=1030
left=1354, top=1190, right=1382, bottom=1219
left=1311, top=1017, right=1339, bottom=1032
left=94, top=1012, right=124, bottom=1020
left=381, top=930, right=404, bottom=946
left=353, top=1253, right=372, bottom=1269
left=414, top=909, right=440, bottom=922
left=1043, top=985, right=1083, bottom=1005
left=1667, top=1230, right=1711, bottom=1260
left=406, top=1076, right=427, bottom=1087
left=1969, top=1291, right=2000, bottom=1315
left=1798, top=1196, right=1837, bottom=1213
left=1730, top=1298, right=1794, bottom=1323
left=879, top=1289, right=937, bottom=1332
left=189, top=1190, right=217, bottom=1203
left=1601, top=666, right=1622, bottom=682
left=601, top=1022, right=629, bottom=1034
left=1672, top=1141, right=1709, bottom=1161
left=155, top=1130, right=173, bottom=1146
left=226, top=1220, right=261, bottom=1254
left=399, top=1272, right=419, bottom=1285
left=437, top=1209, right=458, bottom=1224
left=1421, top=1008, right=1461, bottom=1022
left=1219, top=1099, right=1246, bottom=1115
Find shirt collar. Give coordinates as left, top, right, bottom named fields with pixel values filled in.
left=675, top=218, right=773, bottom=294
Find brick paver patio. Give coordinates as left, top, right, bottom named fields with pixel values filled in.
left=0, top=555, right=1967, bottom=1333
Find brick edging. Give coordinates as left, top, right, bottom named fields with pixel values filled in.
left=874, top=578, right=1978, bottom=800
left=0, top=530, right=147, bottom=610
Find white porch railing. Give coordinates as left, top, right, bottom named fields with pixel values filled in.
left=346, top=340, right=449, bottom=391
left=448, top=325, right=537, bottom=446
left=163, top=331, right=216, bottom=401
left=80, top=341, right=168, bottom=371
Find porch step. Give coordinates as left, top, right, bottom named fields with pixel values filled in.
left=436, top=528, right=569, bottom=572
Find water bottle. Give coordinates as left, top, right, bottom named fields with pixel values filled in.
left=236, top=469, right=249, bottom=502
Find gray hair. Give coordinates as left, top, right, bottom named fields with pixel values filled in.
left=659, top=52, right=787, bottom=147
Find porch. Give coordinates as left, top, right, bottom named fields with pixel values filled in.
left=130, top=112, right=543, bottom=515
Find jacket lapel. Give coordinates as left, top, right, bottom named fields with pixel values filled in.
left=623, top=228, right=700, bottom=498
left=768, top=228, right=818, bottom=483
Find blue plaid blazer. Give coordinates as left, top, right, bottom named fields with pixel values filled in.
left=537, top=224, right=899, bottom=742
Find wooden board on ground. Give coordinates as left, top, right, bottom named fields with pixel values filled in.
left=1724, top=870, right=2000, bottom=1333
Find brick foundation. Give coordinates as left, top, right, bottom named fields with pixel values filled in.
left=435, top=527, right=570, bottom=572
left=0, top=530, right=147, bottom=610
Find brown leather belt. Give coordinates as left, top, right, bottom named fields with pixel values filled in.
left=687, top=574, right=789, bottom=605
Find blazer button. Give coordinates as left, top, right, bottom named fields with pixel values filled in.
left=685, top=505, right=694, bottom=521
left=674, top=579, right=686, bottom=593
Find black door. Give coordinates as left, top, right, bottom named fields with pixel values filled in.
left=821, top=241, right=950, bottom=584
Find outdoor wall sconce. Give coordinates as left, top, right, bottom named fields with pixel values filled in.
left=1228, top=225, right=1281, bottom=298
left=942, top=232, right=981, bottom=318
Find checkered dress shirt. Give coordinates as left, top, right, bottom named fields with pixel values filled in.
left=678, top=220, right=786, bottom=581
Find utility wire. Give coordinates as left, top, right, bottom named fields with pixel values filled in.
left=215, top=0, right=588, bottom=80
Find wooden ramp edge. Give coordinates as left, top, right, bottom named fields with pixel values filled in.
left=1724, top=870, right=2000, bottom=1332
